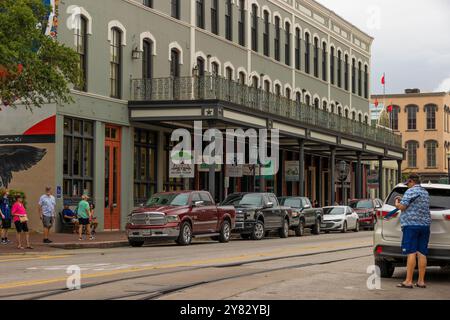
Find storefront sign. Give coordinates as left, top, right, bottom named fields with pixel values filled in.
left=243, top=164, right=258, bottom=176
left=226, top=165, right=243, bottom=177
left=285, top=161, right=300, bottom=182
left=198, top=163, right=221, bottom=172
left=170, top=163, right=195, bottom=178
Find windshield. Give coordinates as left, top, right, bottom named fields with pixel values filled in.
left=323, top=207, right=345, bottom=215
left=145, top=193, right=190, bottom=207
left=386, top=187, right=450, bottom=210
left=349, top=200, right=373, bottom=209
left=280, top=198, right=301, bottom=208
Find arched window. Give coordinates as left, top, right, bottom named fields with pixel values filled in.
left=238, top=71, right=246, bottom=85
left=110, top=27, right=122, bottom=98
left=425, top=104, right=437, bottom=130
left=322, top=101, right=327, bottom=111
left=275, top=83, right=281, bottom=96
left=305, top=94, right=311, bottom=106
left=285, top=87, right=291, bottom=99
left=142, top=39, right=153, bottom=80
left=345, top=109, right=349, bottom=118
left=322, top=41, right=327, bottom=81
left=314, top=98, right=320, bottom=109
left=225, top=67, right=233, bottom=80
left=364, top=115, right=369, bottom=124
left=295, top=28, right=301, bottom=70
left=364, top=65, right=368, bottom=99
left=211, top=62, right=219, bottom=76
left=406, top=105, right=418, bottom=130
left=406, top=141, right=419, bottom=168
left=170, top=49, right=181, bottom=78
left=251, top=4, right=258, bottom=51
left=358, top=61, right=362, bottom=96
left=305, top=33, right=310, bottom=74
left=358, top=113, right=362, bottom=122
left=338, top=105, right=342, bottom=116
left=330, top=47, right=335, bottom=85
left=263, top=10, right=270, bottom=56
left=285, top=22, right=291, bottom=66
left=296, top=92, right=302, bottom=104
left=391, top=106, right=400, bottom=130
left=351, top=58, right=356, bottom=94
left=196, top=57, right=205, bottom=76
left=264, top=80, right=271, bottom=92
left=75, top=16, right=88, bottom=91
left=330, top=103, right=335, bottom=114
left=351, top=111, right=356, bottom=120
left=252, top=76, right=259, bottom=89
left=313, top=37, right=319, bottom=77
left=344, top=54, right=349, bottom=91
left=425, top=140, right=438, bottom=167
left=337, top=50, right=342, bottom=88
left=274, top=16, right=281, bottom=61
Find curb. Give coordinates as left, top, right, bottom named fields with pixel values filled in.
left=49, top=240, right=129, bottom=250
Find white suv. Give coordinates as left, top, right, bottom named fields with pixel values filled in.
left=374, top=183, right=450, bottom=278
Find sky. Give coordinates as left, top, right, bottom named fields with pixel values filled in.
left=315, top=0, right=450, bottom=95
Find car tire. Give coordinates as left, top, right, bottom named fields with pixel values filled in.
left=341, top=222, right=347, bottom=233
left=129, top=240, right=144, bottom=247
left=279, top=219, right=289, bottom=238
left=251, top=220, right=265, bottom=241
left=295, top=219, right=305, bottom=237
left=354, top=221, right=360, bottom=232
left=218, top=220, right=231, bottom=243
left=312, top=219, right=321, bottom=235
left=176, top=222, right=192, bottom=246
left=376, top=258, right=395, bottom=278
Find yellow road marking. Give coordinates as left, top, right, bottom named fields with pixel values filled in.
left=0, top=255, right=72, bottom=263
left=0, top=240, right=371, bottom=290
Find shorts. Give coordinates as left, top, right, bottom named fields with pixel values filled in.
left=402, top=225, right=431, bottom=256
left=15, top=221, right=29, bottom=233
left=1, top=218, right=12, bottom=229
left=78, top=218, right=90, bottom=226
left=42, top=216, right=54, bottom=228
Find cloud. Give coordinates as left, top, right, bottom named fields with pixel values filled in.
left=435, top=77, right=450, bottom=92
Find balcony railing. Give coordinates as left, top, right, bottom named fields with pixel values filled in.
left=131, top=76, right=402, bottom=148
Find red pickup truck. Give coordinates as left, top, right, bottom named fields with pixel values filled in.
left=126, top=191, right=236, bottom=247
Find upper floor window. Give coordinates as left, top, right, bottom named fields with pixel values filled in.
left=364, top=65, right=368, bottom=99
left=322, top=42, right=327, bottom=81
left=425, top=140, right=438, bottom=167
left=196, top=57, right=205, bottom=76
left=351, top=111, right=356, bottom=121
left=344, top=54, right=349, bottom=91
left=110, top=28, right=122, bottom=99
left=196, top=0, right=205, bottom=29
left=305, top=33, right=310, bottom=74
left=337, top=50, right=342, bottom=88
left=313, top=38, right=319, bottom=78
left=143, top=0, right=153, bottom=8
left=263, top=11, right=270, bottom=57
left=274, top=17, right=281, bottom=61
left=211, top=62, right=219, bottom=76
left=75, top=16, right=88, bottom=92
left=238, top=72, right=246, bottom=85
left=296, top=92, right=301, bottom=104
left=142, top=39, right=153, bottom=80
left=225, top=67, right=233, bottom=80
left=406, top=141, right=419, bottom=168
left=425, top=104, right=437, bottom=130
left=351, top=58, right=356, bottom=94
left=389, top=105, right=400, bottom=130
left=305, top=94, right=311, bottom=106
left=264, top=80, right=270, bottom=92
left=344, top=109, right=349, bottom=118
left=286, top=87, right=291, bottom=99
left=211, top=0, right=218, bottom=34
left=338, top=105, right=342, bottom=116
left=314, top=98, right=320, bottom=109
left=238, top=0, right=246, bottom=46
left=295, top=28, right=301, bottom=70
left=330, top=47, right=335, bottom=85
left=285, top=22, right=291, bottom=66
left=225, top=0, right=233, bottom=41
left=171, top=0, right=180, bottom=19
left=406, top=105, right=418, bottom=130
left=275, top=84, right=281, bottom=96
left=170, top=49, right=181, bottom=78
left=358, top=61, right=362, bottom=96
left=251, top=4, right=258, bottom=51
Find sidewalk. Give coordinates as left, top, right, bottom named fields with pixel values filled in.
left=0, top=231, right=128, bottom=254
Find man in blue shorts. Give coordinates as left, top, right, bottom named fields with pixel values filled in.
left=394, top=174, right=431, bottom=289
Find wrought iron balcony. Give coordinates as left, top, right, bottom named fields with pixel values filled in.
left=131, top=76, right=402, bottom=148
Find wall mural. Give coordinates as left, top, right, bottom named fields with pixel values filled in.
left=0, top=145, right=47, bottom=188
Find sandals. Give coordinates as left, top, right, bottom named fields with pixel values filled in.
left=415, top=283, right=427, bottom=288
left=26, top=246, right=34, bottom=249
left=397, top=283, right=414, bottom=289
left=17, top=246, right=24, bottom=250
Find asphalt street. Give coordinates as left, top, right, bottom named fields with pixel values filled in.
left=0, top=231, right=449, bottom=300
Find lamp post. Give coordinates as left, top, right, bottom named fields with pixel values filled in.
left=337, top=160, right=350, bottom=205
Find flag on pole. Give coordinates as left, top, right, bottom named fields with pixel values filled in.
left=387, top=105, right=393, bottom=113
left=381, top=74, right=385, bottom=86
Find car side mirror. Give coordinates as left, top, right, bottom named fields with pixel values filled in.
left=193, top=201, right=204, bottom=207
left=265, top=202, right=274, bottom=208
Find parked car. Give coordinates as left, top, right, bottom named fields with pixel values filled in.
left=278, top=197, right=323, bottom=236
left=222, top=192, right=292, bottom=240
left=321, top=206, right=360, bottom=233
left=349, top=198, right=383, bottom=230
left=374, top=183, right=450, bottom=278
left=126, top=191, right=236, bottom=247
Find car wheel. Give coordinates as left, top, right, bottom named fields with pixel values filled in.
left=279, top=219, right=289, bottom=238
left=129, top=240, right=144, bottom=247
left=176, top=222, right=192, bottom=246
left=312, top=219, right=321, bottom=235
left=295, top=219, right=305, bottom=237
left=241, top=233, right=251, bottom=240
left=376, top=258, right=395, bottom=278
left=218, top=220, right=231, bottom=243
left=341, top=222, right=347, bottom=233
left=251, top=220, right=265, bottom=240
left=354, top=221, right=360, bottom=232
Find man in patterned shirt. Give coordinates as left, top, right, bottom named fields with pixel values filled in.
left=394, top=174, right=431, bottom=289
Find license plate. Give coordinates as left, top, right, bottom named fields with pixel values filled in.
left=142, top=230, right=152, bottom=236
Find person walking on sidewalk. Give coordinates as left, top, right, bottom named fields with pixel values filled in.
left=77, top=194, right=93, bottom=241
left=0, top=188, right=12, bottom=244
left=12, top=195, right=33, bottom=250
left=89, top=203, right=98, bottom=236
left=394, top=174, right=431, bottom=289
left=39, top=187, right=56, bottom=244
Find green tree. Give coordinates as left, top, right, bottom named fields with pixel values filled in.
left=0, top=0, right=81, bottom=109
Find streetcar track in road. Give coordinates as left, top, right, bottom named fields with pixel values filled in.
left=2, top=245, right=372, bottom=300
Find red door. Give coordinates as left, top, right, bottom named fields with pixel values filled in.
left=104, top=126, right=121, bottom=231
